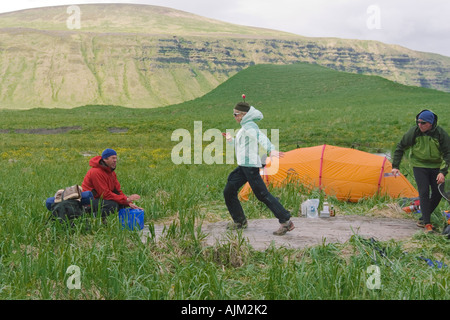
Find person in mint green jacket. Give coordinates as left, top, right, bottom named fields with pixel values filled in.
left=392, top=110, right=450, bottom=233
left=223, top=101, right=294, bottom=236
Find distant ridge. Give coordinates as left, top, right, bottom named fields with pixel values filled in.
left=0, top=4, right=448, bottom=109
left=0, top=4, right=294, bottom=37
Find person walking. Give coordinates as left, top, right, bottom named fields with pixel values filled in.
left=223, top=100, right=294, bottom=236
left=392, top=110, right=450, bottom=233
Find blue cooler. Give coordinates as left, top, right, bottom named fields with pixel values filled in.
left=118, top=208, right=144, bottom=230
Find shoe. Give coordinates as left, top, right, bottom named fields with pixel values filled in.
left=226, top=220, right=248, bottom=230
left=424, top=224, right=436, bottom=234
left=416, top=220, right=425, bottom=228
left=273, top=220, right=295, bottom=236
left=442, top=225, right=450, bottom=239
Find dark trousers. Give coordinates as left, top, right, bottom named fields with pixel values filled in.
left=224, top=166, right=291, bottom=224
left=90, top=198, right=124, bottom=218
left=413, top=167, right=442, bottom=225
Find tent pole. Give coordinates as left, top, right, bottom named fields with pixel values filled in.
left=377, top=157, right=388, bottom=194
left=319, top=144, right=327, bottom=191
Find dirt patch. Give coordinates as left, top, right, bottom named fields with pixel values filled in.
left=0, top=126, right=129, bottom=134
left=108, top=127, right=128, bottom=133
left=12, top=126, right=82, bottom=134
left=141, top=215, right=419, bottom=250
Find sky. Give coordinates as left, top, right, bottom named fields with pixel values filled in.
left=0, top=0, right=449, bottom=57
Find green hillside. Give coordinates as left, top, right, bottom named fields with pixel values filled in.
left=169, top=63, right=450, bottom=152
left=0, top=4, right=449, bottom=110
left=1, top=63, right=449, bottom=153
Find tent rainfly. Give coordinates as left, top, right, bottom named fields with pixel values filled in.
left=238, top=144, right=418, bottom=202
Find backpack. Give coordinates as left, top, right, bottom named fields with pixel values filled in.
left=49, top=185, right=85, bottom=227
left=54, top=185, right=83, bottom=203
left=50, top=199, right=85, bottom=226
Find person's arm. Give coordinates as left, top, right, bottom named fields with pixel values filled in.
left=438, top=127, right=450, bottom=177
left=90, top=172, right=128, bottom=205
left=113, top=175, right=143, bottom=207
left=222, top=132, right=235, bottom=145
left=392, top=127, right=416, bottom=175
left=126, top=194, right=142, bottom=209
left=242, top=123, right=276, bottom=154
left=256, top=129, right=276, bottom=155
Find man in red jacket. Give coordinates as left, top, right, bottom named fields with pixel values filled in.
left=82, top=148, right=141, bottom=218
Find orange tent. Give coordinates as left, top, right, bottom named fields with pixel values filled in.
left=238, top=144, right=418, bottom=202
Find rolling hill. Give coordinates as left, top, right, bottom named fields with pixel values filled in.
left=167, top=63, right=450, bottom=151
left=3, top=62, right=449, bottom=154
left=0, top=3, right=449, bottom=109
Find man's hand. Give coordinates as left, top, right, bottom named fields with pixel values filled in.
left=129, top=202, right=143, bottom=210
left=392, top=168, right=400, bottom=177
left=127, top=194, right=140, bottom=202
left=222, top=132, right=232, bottom=142
left=437, top=173, right=445, bottom=184
left=127, top=194, right=143, bottom=210
left=269, top=150, right=285, bottom=158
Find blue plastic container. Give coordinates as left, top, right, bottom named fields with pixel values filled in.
left=118, top=208, right=144, bottom=230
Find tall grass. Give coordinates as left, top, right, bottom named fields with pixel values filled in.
left=0, top=63, right=449, bottom=300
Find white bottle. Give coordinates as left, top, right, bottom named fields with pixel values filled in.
left=320, top=198, right=330, bottom=218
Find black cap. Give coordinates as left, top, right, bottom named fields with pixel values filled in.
left=235, top=102, right=250, bottom=112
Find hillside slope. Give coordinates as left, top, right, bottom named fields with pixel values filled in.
left=0, top=4, right=449, bottom=109
left=1, top=63, right=449, bottom=155
left=169, top=63, right=450, bottom=151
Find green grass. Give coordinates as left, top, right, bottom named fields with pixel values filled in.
left=0, top=63, right=449, bottom=300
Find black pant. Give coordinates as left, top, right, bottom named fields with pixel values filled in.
left=413, top=167, right=442, bottom=225
left=90, top=198, right=124, bottom=218
left=224, top=166, right=291, bottom=224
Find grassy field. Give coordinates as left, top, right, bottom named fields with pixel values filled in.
left=0, top=63, right=449, bottom=300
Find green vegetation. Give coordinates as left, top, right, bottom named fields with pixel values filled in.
left=0, top=63, right=449, bottom=299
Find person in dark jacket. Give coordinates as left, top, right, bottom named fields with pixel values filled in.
left=82, top=148, right=141, bottom=218
left=392, top=110, right=450, bottom=233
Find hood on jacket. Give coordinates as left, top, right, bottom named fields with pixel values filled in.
left=88, top=155, right=114, bottom=172
left=241, top=106, right=263, bottom=125
left=416, top=109, right=438, bottom=129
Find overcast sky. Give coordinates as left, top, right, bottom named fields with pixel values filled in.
left=1, top=0, right=449, bottom=57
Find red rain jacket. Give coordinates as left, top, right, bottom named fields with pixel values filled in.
left=82, top=156, right=128, bottom=205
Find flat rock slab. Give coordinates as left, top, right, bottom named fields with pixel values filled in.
left=141, top=215, right=419, bottom=250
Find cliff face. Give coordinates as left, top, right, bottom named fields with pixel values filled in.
left=151, top=36, right=450, bottom=91
left=0, top=4, right=448, bottom=109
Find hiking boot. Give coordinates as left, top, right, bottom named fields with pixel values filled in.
left=424, top=224, right=436, bottom=234
left=273, top=220, right=295, bottom=236
left=226, top=220, right=248, bottom=230
left=442, top=225, right=450, bottom=239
